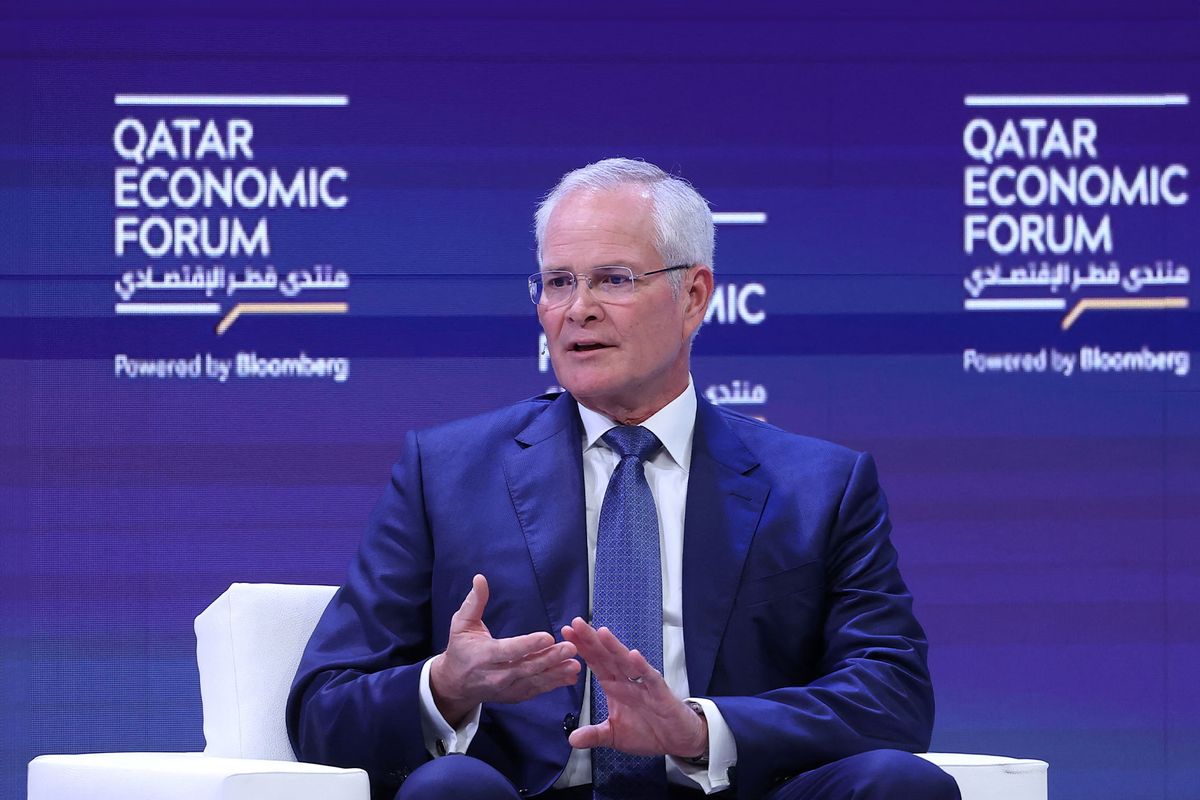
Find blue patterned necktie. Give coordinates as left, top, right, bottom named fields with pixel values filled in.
left=591, top=425, right=667, bottom=799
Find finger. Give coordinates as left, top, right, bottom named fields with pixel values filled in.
left=454, top=573, right=489, bottom=625
left=564, top=619, right=610, bottom=660
left=565, top=621, right=631, bottom=684
left=581, top=626, right=630, bottom=681
left=507, top=640, right=577, bottom=675
left=546, top=657, right=583, bottom=681
left=561, top=622, right=599, bottom=662
left=568, top=721, right=612, bottom=750
left=595, top=624, right=634, bottom=659
left=621, top=648, right=663, bottom=686
left=617, top=649, right=672, bottom=701
left=580, top=635, right=664, bottom=694
left=490, top=630, right=557, bottom=662
left=560, top=622, right=590, bottom=654
left=563, top=617, right=597, bottom=642
left=590, top=627, right=655, bottom=683
left=504, top=659, right=582, bottom=701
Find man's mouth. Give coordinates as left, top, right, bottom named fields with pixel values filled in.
left=571, top=343, right=611, bottom=352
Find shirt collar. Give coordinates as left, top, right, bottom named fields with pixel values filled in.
left=577, top=377, right=696, bottom=472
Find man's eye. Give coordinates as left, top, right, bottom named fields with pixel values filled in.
left=547, top=276, right=572, bottom=289
left=598, top=273, right=629, bottom=287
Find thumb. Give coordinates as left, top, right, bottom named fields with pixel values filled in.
left=455, top=573, right=489, bottom=624
left=568, top=720, right=611, bottom=751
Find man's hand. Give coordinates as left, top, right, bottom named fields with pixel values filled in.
left=561, top=618, right=708, bottom=760
left=430, top=574, right=581, bottom=727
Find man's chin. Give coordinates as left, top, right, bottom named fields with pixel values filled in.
left=558, top=377, right=621, bottom=409
left=555, top=366, right=613, bottom=395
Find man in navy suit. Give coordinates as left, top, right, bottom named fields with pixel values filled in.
left=288, top=159, right=960, bottom=800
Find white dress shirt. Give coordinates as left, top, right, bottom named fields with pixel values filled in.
left=418, top=379, right=737, bottom=793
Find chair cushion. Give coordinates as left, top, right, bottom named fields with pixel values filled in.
left=28, top=752, right=367, bottom=800
left=918, top=752, right=1048, bottom=800
left=195, top=583, right=337, bottom=761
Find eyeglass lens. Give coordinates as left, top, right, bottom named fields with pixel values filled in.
left=532, top=267, right=636, bottom=306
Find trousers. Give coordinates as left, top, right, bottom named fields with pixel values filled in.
left=394, top=749, right=962, bottom=800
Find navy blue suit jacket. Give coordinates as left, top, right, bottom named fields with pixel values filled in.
left=287, top=393, right=933, bottom=799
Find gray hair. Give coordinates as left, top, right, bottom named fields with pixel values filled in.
left=535, top=158, right=715, bottom=293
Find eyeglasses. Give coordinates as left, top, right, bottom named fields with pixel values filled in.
left=527, top=264, right=691, bottom=308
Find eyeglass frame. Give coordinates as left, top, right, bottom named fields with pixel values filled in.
left=527, top=264, right=693, bottom=308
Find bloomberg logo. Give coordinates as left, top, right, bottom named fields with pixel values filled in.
left=705, top=282, right=766, bottom=325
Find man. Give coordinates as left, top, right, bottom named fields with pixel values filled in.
left=288, top=158, right=959, bottom=800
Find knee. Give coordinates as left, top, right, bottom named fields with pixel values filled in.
left=395, top=755, right=519, bottom=800
left=848, top=750, right=960, bottom=800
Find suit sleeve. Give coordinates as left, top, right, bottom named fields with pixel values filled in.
left=286, top=429, right=435, bottom=793
left=710, top=452, right=934, bottom=798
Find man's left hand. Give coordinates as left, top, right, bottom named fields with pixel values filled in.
left=561, top=617, right=708, bottom=760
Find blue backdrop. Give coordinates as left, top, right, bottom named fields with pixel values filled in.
left=3, top=3, right=1197, bottom=799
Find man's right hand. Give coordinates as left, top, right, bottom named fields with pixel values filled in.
left=429, top=574, right=581, bottom=727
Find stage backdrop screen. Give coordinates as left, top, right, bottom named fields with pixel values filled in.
left=3, top=4, right=1197, bottom=799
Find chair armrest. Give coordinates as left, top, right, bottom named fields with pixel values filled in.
left=29, top=752, right=369, bottom=800
left=917, top=752, right=1049, bottom=800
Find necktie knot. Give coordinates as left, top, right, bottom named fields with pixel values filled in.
left=602, top=425, right=661, bottom=463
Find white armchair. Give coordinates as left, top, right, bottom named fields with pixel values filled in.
left=28, top=584, right=366, bottom=800
left=28, top=583, right=1048, bottom=800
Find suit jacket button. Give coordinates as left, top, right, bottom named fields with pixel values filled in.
left=563, top=712, right=579, bottom=736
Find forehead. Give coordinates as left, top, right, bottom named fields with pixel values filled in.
left=542, top=186, right=659, bottom=267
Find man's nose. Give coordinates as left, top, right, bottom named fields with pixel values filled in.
left=566, top=277, right=603, bottom=320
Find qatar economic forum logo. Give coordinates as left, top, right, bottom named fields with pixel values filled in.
left=109, top=93, right=353, bottom=384
left=959, top=92, right=1192, bottom=379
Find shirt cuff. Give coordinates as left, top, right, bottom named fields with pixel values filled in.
left=668, top=697, right=737, bottom=794
left=418, top=656, right=482, bottom=757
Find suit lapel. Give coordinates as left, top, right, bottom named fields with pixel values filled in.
left=502, top=393, right=590, bottom=643
left=683, top=400, right=770, bottom=696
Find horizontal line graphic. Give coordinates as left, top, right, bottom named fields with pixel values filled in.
left=712, top=212, right=767, bottom=225
left=114, top=94, right=349, bottom=107
left=964, top=94, right=1188, bottom=107
left=964, top=298, right=1066, bottom=311
left=115, top=303, right=221, bottom=315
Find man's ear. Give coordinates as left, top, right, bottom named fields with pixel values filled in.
left=682, top=266, right=715, bottom=333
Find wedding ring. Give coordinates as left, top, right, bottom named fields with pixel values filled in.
left=627, top=675, right=645, bottom=684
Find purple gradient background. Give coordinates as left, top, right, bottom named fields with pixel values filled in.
left=3, top=3, right=1198, bottom=799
